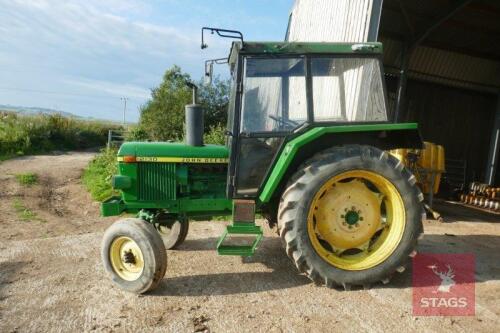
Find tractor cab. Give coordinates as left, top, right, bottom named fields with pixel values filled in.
left=218, top=41, right=396, bottom=199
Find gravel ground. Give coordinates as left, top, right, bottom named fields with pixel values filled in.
left=0, top=152, right=499, bottom=333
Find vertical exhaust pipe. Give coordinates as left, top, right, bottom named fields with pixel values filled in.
left=185, top=82, right=204, bottom=146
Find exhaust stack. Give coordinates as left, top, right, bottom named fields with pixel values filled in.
left=185, top=82, right=204, bottom=146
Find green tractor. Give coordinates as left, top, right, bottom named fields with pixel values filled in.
left=101, top=28, right=424, bottom=294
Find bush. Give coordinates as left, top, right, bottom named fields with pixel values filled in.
left=125, top=125, right=150, bottom=142
left=0, top=111, right=121, bottom=159
left=82, top=148, right=118, bottom=201
left=204, top=124, right=226, bottom=145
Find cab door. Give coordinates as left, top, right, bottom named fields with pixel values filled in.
left=227, top=55, right=309, bottom=199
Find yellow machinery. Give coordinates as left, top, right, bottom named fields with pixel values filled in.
left=390, top=142, right=445, bottom=220
left=390, top=142, right=445, bottom=194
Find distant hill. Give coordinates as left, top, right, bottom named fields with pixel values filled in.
left=0, top=104, right=126, bottom=124
left=0, top=104, right=80, bottom=118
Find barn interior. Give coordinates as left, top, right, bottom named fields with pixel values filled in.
left=379, top=0, right=500, bottom=194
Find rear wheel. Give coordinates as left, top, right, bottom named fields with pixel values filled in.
left=278, top=145, right=424, bottom=289
left=102, top=218, right=167, bottom=294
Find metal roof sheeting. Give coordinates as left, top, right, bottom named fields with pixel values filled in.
left=287, top=0, right=375, bottom=42
left=382, top=37, right=500, bottom=93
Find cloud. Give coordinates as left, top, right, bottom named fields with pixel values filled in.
left=1, top=0, right=193, bottom=55
left=63, top=77, right=151, bottom=100
left=0, top=0, right=292, bottom=121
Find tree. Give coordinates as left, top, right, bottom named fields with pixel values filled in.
left=135, top=65, right=230, bottom=142
left=198, top=76, right=230, bottom=130
left=138, top=66, right=192, bottom=141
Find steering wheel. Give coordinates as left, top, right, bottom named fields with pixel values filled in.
left=269, top=115, right=299, bottom=129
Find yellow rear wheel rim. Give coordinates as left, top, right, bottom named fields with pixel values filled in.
left=307, top=170, right=405, bottom=270
left=110, top=236, right=144, bottom=281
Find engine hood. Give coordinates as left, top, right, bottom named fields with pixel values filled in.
left=118, top=142, right=228, bottom=163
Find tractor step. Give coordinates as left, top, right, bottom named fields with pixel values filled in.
left=216, top=200, right=263, bottom=256
left=216, top=223, right=263, bottom=256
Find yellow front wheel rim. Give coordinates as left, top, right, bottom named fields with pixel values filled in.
left=307, top=170, right=406, bottom=271
left=110, top=236, right=144, bottom=281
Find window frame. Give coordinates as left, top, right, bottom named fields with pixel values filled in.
left=308, top=53, right=391, bottom=124
left=239, top=55, right=311, bottom=138
left=238, top=53, right=391, bottom=138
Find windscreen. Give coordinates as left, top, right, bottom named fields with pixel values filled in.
left=240, top=57, right=307, bottom=133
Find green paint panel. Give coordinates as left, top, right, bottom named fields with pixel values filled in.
left=233, top=42, right=383, bottom=56
left=118, top=142, right=228, bottom=158
left=137, top=163, right=176, bottom=201
left=259, top=123, right=419, bottom=203
left=216, top=223, right=263, bottom=256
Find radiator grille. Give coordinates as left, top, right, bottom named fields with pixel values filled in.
left=137, top=163, right=176, bottom=201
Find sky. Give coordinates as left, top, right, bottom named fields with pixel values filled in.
left=0, top=0, right=294, bottom=122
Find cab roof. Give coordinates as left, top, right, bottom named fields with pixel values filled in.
left=228, top=41, right=383, bottom=72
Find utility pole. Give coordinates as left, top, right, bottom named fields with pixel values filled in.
left=120, top=97, right=128, bottom=127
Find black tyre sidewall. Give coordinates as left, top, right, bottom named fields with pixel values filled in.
left=292, top=148, right=423, bottom=285
left=156, top=219, right=189, bottom=250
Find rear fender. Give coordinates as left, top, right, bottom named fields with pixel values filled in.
left=258, top=123, right=423, bottom=204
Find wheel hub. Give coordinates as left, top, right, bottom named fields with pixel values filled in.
left=314, top=179, right=382, bottom=250
left=344, top=209, right=360, bottom=226
left=109, top=236, right=144, bottom=281
left=123, top=250, right=137, bottom=265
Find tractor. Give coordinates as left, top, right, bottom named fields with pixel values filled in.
left=100, top=28, right=424, bottom=294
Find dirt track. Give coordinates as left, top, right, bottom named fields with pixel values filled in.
left=0, top=152, right=499, bottom=332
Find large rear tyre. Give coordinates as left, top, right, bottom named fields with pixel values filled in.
left=102, top=218, right=167, bottom=294
left=278, top=145, right=424, bottom=289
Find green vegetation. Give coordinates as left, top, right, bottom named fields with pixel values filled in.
left=15, top=172, right=38, bottom=186
left=0, top=111, right=121, bottom=160
left=83, top=148, right=118, bottom=201
left=12, top=198, right=44, bottom=222
left=131, top=65, right=229, bottom=143
left=204, top=124, right=226, bottom=145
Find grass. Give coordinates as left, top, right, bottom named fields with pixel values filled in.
left=83, top=148, right=118, bottom=201
left=12, top=198, right=45, bottom=222
left=0, top=111, right=121, bottom=160
left=15, top=172, right=38, bottom=186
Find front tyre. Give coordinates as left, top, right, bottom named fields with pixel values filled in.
left=154, top=215, right=189, bottom=250
left=278, top=145, right=424, bottom=289
left=102, top=218, right=167, bottom=294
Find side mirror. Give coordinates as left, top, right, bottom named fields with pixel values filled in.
left=204, top=61, right=214, bottom=86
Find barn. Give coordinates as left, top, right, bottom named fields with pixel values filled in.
left=287, top=0, right=500, bottom=209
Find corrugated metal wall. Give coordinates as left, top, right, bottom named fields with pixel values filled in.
left=287, top=0, right=375, bottom=42
left=287, top=0, right=388, bottom=121
left=382, top=37, right=500, bottom=94
left=385, top=76, right=497, bottom=182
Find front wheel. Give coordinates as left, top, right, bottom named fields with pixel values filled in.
left=154, top=214, right=189, bottom=250
left=102, top=218, right=167, bottom=294
left=278, top=145, right=424, bottom=289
